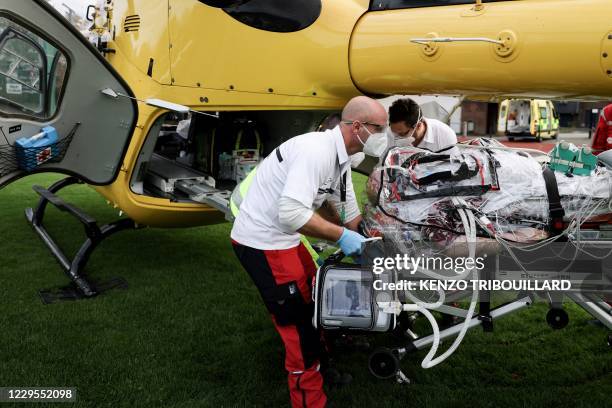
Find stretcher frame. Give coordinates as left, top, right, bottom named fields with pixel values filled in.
left=361, top=236, right=612, bottom=382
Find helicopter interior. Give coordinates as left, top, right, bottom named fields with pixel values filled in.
left=129, top=110, right=336, bottom=205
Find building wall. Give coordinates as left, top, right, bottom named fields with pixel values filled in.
left=554, top=101, right=611, bottom=128
left=460, top=101, right=489, bottom=136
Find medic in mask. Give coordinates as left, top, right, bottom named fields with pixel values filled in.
left=388, top=98, right=458, bottom=152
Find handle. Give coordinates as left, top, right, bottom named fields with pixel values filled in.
left=86, top=5, right=96, bottom=22
left=325, top=249, right=345, bottom=264
left=29, top=131, right=46, bottom=141
left=411, top=37, right=503, bottom=45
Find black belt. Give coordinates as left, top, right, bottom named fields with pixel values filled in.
left=399, top=184, right=491, bottom=200
left=542, top=167, right=565, bottom=233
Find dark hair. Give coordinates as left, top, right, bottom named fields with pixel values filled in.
left=389, top=98, right=421, bottom=126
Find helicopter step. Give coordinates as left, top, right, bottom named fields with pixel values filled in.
left=24, top=176, right=136, bottom=303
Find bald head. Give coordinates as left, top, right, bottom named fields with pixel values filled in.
left=341, top=96, right=387, bottom=124
left=339, top=96, right=388, bottom=155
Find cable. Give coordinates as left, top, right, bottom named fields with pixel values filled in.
left=420, top=204, right=479, bottom=369
left=374, top=143, right=611, bottom=369
left=375, top=163, right=545, bottom=244
left=398, top=198, right=479, bottom=369
left=403, top=287, right=445, bottom=309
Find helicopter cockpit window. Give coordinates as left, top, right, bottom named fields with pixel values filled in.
left=200, top=0, right=322, bottom=33
left=370, top=0, right=512, bottom=10
left=0, top=16, right=68, bottom=120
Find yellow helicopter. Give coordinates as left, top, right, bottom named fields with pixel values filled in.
left=1, top=0, right=611, bottom=297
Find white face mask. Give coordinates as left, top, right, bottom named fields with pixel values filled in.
left=357, top=124, right=388, bottom=157
left=388, top=128, right=415, bottom=147
left=389, top=108, right=422, bottom=148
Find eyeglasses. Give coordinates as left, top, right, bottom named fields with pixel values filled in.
left=342, top=120, right=386, bottom=133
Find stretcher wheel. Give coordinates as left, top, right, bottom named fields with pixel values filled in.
left=546, top=308, right=569, bottom=330
left=368, top=348, right=400, bottom=379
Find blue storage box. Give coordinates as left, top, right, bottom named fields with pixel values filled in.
left=15, top=126, right=59, bottom=171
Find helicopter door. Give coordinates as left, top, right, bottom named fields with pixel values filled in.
left=0, top=0, right=136, bottom=188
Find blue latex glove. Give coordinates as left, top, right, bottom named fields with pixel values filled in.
left=335, top=228, right=367, bottom=256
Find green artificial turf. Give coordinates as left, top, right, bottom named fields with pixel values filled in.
left=0, top=173, right=610, bottom=407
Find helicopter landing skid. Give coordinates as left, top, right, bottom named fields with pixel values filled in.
left=24, top=176, right=136, bottom=303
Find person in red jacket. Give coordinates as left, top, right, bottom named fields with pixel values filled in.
left=592, top=104, right=612, bottom=153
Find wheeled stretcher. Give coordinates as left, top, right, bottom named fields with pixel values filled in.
left=314, top=237, right=612, bottom=382
left=313, top=139, right=612, bottom=382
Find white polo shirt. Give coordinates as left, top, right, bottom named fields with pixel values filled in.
left=231, top=126, right=357, bottom=250
left=416, top=118, right=458, bottom=152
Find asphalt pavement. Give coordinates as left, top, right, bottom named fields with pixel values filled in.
left=460, top=129, right=593, bottom=153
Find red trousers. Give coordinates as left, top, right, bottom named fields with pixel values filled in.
left=232, top=241, right=327, bottom=408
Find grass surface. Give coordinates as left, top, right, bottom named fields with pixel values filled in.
left=0, top=173, right=610, bottom=407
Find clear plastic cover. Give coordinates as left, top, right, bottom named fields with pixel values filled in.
left=363, top=139, right=612, bottom=249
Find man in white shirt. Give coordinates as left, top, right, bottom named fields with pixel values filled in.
left=231, top=96, right=388, bottom=408
left=388, top=98, right=458, bottom=151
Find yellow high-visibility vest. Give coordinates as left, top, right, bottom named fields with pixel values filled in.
left=230, top=167, right=320, bottom=263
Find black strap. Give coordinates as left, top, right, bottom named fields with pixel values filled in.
left=401, top=152, right=480, bottom=186
left=542, top=167, right=565, bottom=231
left=340, top=172, right=347, bottom=202
left=414, top=154, right=451, bottom=164
left=487, top=151, right=501, bottom=190
left=417, top=162, right=480, bottom=185
left=399, top=184, right=491, bottom=200
left=565, top=152, right=578, bottom=176
left=275, top=147, right=283, bottom=162
left=399, top=152, right=443, bottom=168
